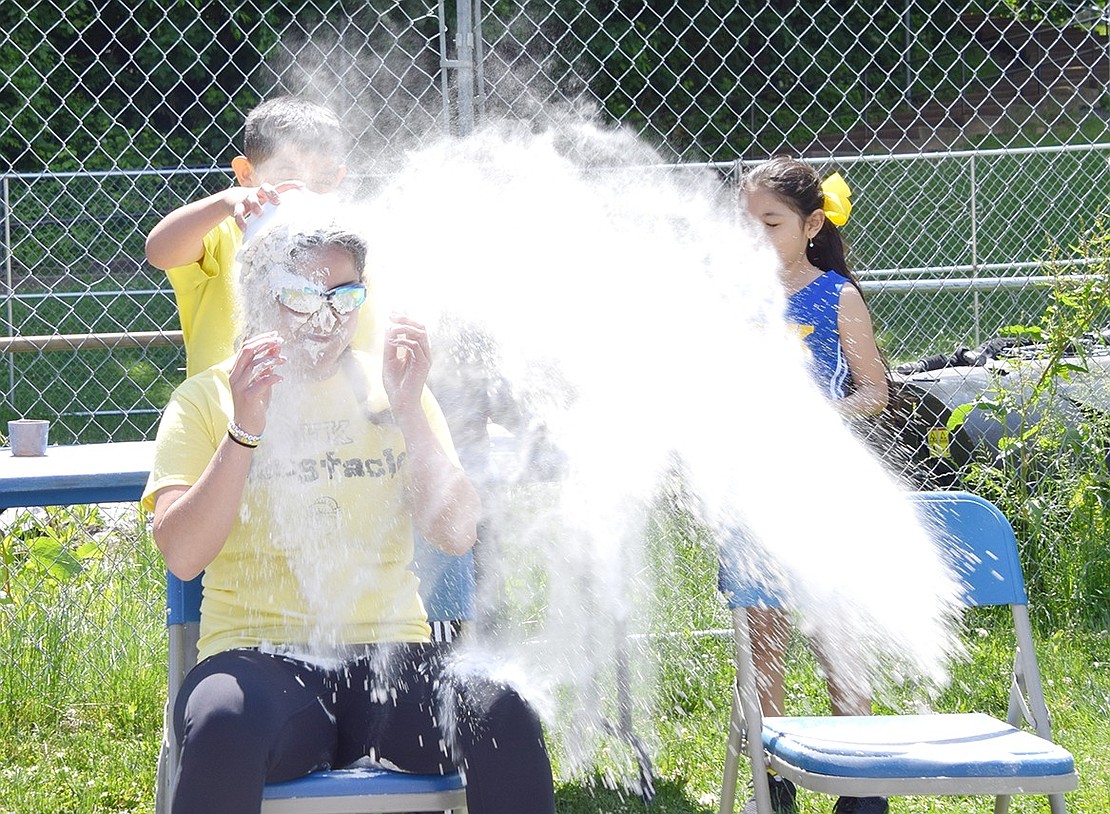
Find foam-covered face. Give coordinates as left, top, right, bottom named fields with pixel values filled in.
left=274, top=245, right=362, bottom=373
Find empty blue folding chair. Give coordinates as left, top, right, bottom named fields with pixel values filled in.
left=156, top=539, right=473, bottom=814
left=718, top=490, right=1077, bottom=814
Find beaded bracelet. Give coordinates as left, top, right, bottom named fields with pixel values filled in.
left=227, top=420, right=262, bottom=449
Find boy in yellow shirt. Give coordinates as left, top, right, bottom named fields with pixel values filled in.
left=146, top=96, right=348, bottom=377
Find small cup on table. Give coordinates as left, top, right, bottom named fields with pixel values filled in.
left=8, top=419, right=50, bottom=457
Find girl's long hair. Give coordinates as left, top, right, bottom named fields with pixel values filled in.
left=743, top=156, right=911, bottom=440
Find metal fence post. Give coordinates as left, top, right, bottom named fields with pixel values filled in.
left=455, top=0, right=476, bottom=136
left=970, top=152, right=980, bottom=345
left=3, top=175, right=13, bottom=406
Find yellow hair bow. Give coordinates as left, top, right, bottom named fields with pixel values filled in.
left=821, top=172, right=852, bottom=227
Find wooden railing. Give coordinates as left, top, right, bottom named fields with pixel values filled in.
left=0, top=331, right=183, bottom=354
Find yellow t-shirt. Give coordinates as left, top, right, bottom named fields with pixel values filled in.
left=166, top=218, right=241, bottom=378
left=142, top=351, right=459, bottom=663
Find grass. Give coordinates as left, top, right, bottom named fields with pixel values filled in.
left=0, top=506, right=165, bottom=814
left=563, top=619, right=1110, bottom=814
left=1, top=502, right=1108, bottom=814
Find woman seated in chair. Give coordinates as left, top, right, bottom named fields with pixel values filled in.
left=142, top=208, right=555, bottom=814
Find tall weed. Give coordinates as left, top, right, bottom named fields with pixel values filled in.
left=952, top=232, right=1110, bottom=629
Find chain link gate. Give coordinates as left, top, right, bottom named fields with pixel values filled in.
left=4, top=2, right=1110, bottom=807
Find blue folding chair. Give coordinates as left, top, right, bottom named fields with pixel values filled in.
left=156, top=539, right=474, bottom=814
left=717, top=491, right=1077, bottom=814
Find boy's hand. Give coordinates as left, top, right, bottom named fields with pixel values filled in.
left=146, top=180, right=303, bottom=270
left=230, top=180, right=305, bottom=231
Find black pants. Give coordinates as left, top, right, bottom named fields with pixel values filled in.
left=172, top=644, right=554, bottom=814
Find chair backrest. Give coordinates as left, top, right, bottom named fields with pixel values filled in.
left=910, top=490, right=1027, bottom=607
left=718, top=489, right=1054, bottom=741
left=718, top=491, right=1029, bottom=611
left=166, top=570, right=204, bottom=626
left=411, top=535, right=476, bottom=624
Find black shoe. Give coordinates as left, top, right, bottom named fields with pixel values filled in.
left=833, top=796, right=889, bottom=814
left=742, top=773, right=798, bottom=814
left=768, top=776, right=797, bottom=814
left=772, top=772, right=799, bottom=812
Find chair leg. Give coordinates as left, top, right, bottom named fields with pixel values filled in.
left=729, top=608, right=773, bottom=814
left=743, top=702, right=773, bottom=814
left=1048, top=792, right=1068, bottom=814
left=719, top=677, right=745, bottom=814
left=613, top=623, right=656, bottom=800
left=993, top=794, right=1011, bottom=814
left=155, top=699, right=176, bottom=814
left=154, top=738, right=170, bottom=814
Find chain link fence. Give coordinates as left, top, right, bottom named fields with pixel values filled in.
left=4, top=0, right=1110, bottom=556
left=4, top=1, right=1110, bottom=799
left=4, top=1, right=1110, bottom=442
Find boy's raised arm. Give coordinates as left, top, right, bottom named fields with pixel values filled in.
left=146, top=182, right=301, bottom=270
left=146, top=190, right=241, bottom=270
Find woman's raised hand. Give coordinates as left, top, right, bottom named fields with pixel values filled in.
left=383, top=314, right=431, bottom=418
left=228, top=332, right=286, bottom=435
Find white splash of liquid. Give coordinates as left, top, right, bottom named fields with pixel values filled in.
left=293, top=118, right=964, bottom=782
left=236, top=206, right=407, bottom=661
left=247, top=361, right=390, bottom=659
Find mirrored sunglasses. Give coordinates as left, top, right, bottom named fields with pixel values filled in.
left=276, top=283, right=367, bottom=316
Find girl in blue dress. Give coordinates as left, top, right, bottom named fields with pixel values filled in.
left=740, top=156, right=889, bottom=814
